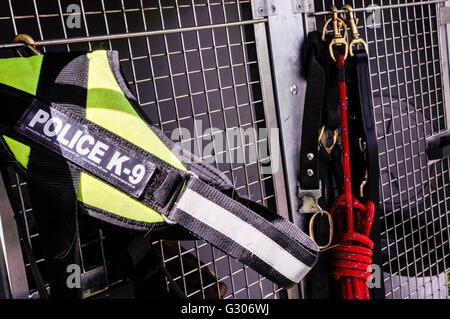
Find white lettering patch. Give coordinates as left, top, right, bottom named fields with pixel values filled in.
left=16, top=102, right=156, bottom=197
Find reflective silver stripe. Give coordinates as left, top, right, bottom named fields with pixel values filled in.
left=175, top=188, right=312, bottom=283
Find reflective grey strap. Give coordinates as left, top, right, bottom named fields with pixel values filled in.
left=165, top=177, right=319, bottom=287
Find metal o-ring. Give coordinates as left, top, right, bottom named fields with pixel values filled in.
left=309, top=210, right=334, bottom=250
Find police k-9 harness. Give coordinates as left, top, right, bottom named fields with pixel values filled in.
left=0, top=50, right=319, bottom=298
left=299, top=5, right=383, bottom=299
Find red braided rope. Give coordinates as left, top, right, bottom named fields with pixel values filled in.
left=330, top=54, right=375, bottom=299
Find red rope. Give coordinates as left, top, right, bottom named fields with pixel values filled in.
left=330, top=54, right=375, bottom=299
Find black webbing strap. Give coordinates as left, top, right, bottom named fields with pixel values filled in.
left=125, top=236, right=186, bottom=299
left=26, top=53, right=88, bottom=299
left=299, top=31, right=340, bottom=191
left=347, top=50, right=385, bottom=299
left=353, top=51, right=379, bottom=204
left=300, top=32, right=343, bottom=299
left=427, top=135, right=450, bottom=160
left=0, top=88, right=319, bottom=288
left=299, top=31, right=326, bottom=191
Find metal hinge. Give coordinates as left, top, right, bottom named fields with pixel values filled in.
left=292, top=0, right=314, bottom=14
left=251, top=0, right=277, bottom=19
left=440, top=6, right=450, bottom=25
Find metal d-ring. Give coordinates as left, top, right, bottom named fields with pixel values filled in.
left=309, top=210, right=334, bottom=250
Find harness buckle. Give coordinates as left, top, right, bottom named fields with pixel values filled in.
left=163, top=170, right=199, bottom=225
left=341, top=4, right=369, bottom=56
left=322, top=5, right=349, bottom=62
left=298, top=181, right=322, bottom=214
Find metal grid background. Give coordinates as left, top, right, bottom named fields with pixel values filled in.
left=0, top=0, right=286, bottom=299
left=312, top=0, right=450, bottom=299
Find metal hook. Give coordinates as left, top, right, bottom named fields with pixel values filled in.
left=359, top=168, right=369, bottom=199
left=318, top=126, right=338, bottom=155
left=341, top=4, right=369, bottom=56
left=322, top=5, right=349, bottom=62
left=13, top=34, right=42, bottom=57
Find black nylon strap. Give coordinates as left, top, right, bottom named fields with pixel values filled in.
left=125, top=236, right=186, bottom=299
left=299, top=32, right=325, bottom=190
left=300, top=32, right=342, bottom=298
left=427, top=135, right=450, bottom=160
left=347, top=50, right=384, bottom=299
left=299, top=32, right=341, bottom=191
left=26, top=53, right=89, bottom=299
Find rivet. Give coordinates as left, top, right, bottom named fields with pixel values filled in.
left=307, top=169, right=314, bottom=176
left=307, top=153, right=314, bottom=161
left=290, top=84, right=298, bottom=96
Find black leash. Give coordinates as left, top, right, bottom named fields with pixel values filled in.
left=347, top=49, right=385, bottom=299
left=299, top=31, right=344, bottom=299
left=300, top=20, right=383, bottom=298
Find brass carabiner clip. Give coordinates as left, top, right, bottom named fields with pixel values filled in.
left=13, top=34, right=42, bottom=57
left=341, top=4, right=368, bottom=56
left=360, top=168, right=369, bottom=199
left=318, top=126, right=338, bottom=155
left=322, top=5, right=348, bottom=62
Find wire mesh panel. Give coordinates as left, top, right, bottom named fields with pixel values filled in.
left=312, top=0, right=450, bottom=299
left=0, top=0, right=286, bottom=299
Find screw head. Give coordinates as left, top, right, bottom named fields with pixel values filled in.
left=290, top=84, right=298, bottom=96
left=307, top=169, right=314, bottom=177
left=258, top=7, right=264, bottom=14
left=307, top=153, right=314, bottom=161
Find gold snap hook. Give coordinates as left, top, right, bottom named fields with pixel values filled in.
left=13, top=34, right=42, bottom=57
left=341, top=4, right=369, bottom=56
left=322, top=5, right=349, bottom=62
left=359, top=168, right=369, bottom=199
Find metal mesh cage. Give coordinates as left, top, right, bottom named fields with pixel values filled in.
left=0, top=0, right=287, bottom=299
left=2, top=0, right=450, bottom=300
left=313, top=0, right=450, bottom=299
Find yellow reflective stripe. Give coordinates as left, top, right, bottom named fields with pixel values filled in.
left=79, top=50, right=181, bottom=224
left=2, top=136, right=31, bottom=168
left=0, top=55, right=43, bottom=95
left=77, top=173, right=164, bottom=223
left=86, top=50, right=185, bottom=170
